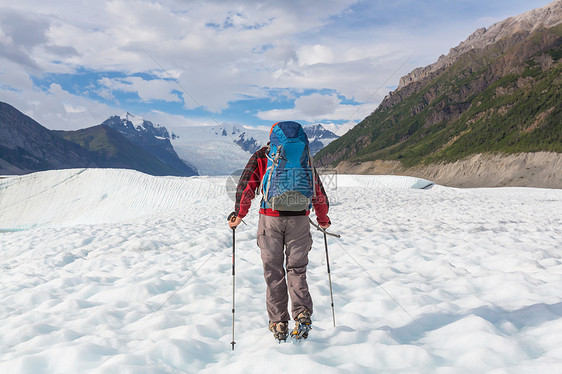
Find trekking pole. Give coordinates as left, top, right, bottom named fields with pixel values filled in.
left=309, top=218, right=341, bottom=238
left=228, top=213, right=237, bottom=350
left=230, top=227, right=236, bottom=350
left=231, top=226, right=236, bottom=350
left=309, top=218, right=338, bottom=326
left=323, top=230, right=336, bottom=327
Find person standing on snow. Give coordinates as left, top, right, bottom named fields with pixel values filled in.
left=228, top=121, right=331, bottom=341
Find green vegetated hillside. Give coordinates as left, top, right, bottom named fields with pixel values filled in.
left=56, top=125, right=182, bottom=176
left=315, top=24, right=562, bottom=168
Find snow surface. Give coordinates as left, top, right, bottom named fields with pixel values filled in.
left=1, top=169, right=562, bottom=373
left=123, top=112, right=146, bottom=131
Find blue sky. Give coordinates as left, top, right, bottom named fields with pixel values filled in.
left=0, top=0, right=556, bottom=132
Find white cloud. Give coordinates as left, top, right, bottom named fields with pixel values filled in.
left=0, top=0, right=556, bottom=131
left=313, top=121, right=356, bottom=136
left=333, top=121, right=356, bottom=136
left=297, top=45, right=335, bottom=66
left=2, top=0, right=367, bottom=112
left=147, top=110, right=217, bottom=128
left=0, top=61, right=34, bottom=91
left=63, top=103, right=87, bottom=114
left=257, top=93, right=366, bottom=123
left=0, top=81, right=118, bottom=130
left=98, top=77, right=181, bottom=103
left=295, top=93, right=339, bottom=117
left=0, top=9, right=49, bottom=48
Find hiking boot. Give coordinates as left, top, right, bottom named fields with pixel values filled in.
left=291, top=310, right=312, bottom=340
left=268, top=321, right=288, bottom=342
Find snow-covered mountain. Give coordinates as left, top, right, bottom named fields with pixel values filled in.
left=98, top=115, right=340, bottom=176
left=105, top=112, right=177, bottom=140
left=168, top=123, right=339, bottom=175
left=102, top=113, right=197, bottom=176
left=304, top=124, right=339, bottom=155
left=229, top=125, right=268, bottom=154
left=168, top=124, right=269, bottom=176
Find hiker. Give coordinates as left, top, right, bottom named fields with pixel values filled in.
left=228, top=121, right=330, bottom=341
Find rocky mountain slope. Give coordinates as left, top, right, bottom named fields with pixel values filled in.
left=315, top=0, right=562, bottom=187
left=56, top=125, right=186, bottom=176
left=0, top=102, right=196, bottom=176
left=0, top=102, right=97, bottom=174
left=102, top=114, right=197, bottom=176
left=398, top=1, right=562, bottom=89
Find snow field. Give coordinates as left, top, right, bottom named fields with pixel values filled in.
left=0, top=169, right=225, bottom=229
left=1, top=169, right=562, bottom=373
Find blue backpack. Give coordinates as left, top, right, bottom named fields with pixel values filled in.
left=261, top=121, right=315, bottom=211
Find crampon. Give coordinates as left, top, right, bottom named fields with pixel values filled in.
left=291, top=311, right=312, bottom=340
left=269, top=321, right=288, bottom=343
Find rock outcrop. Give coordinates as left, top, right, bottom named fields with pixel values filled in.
left=398, top=0, right=562, bottom=89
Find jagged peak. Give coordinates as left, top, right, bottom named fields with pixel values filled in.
left=304, top=124, right=339, bottom=139
left=103, top=113, right=171, bottom=139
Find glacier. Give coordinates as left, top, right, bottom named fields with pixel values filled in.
left=1, top=168, right=561, bottom=373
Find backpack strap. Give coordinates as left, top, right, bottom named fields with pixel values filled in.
left=261, top=144, right=282, bottom=209
left=256, top=145, right=271, bottom=197
left=308, top=148, right=317, bottom=208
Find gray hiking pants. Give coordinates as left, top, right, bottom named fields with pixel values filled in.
left=257, top=214, right=313, bottom=322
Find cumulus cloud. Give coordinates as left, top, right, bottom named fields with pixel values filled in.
left=295, top=93, right=340, bottom=117
left=257, top=93, right=367, bottom=123
left=3, top=1, right=364, bottom=100
left=0, top=10, right=49, bottom=47
left=297, top=45, right=335, bottom=66
left=0, top=0, right=555, bottom=130
left=98, top=77, right=181, bottom=103
left=0, top=61, right=34, bottom=91
left=0, top=81, right=119, bottom=130
left=0, top=10, right=49, bottom=70
left=148, top=110, right=218, bottom=128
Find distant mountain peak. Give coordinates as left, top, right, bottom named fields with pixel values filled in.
left=304, top=124, right=338, bottom=140
left=123, top=112, right=146, bottom=131
left=101, top=114, right=195, bottom=176
left=105, top=114, right=176, bottom=140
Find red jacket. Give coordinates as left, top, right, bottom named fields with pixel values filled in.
left=234, top=146, right=330, bottom=226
